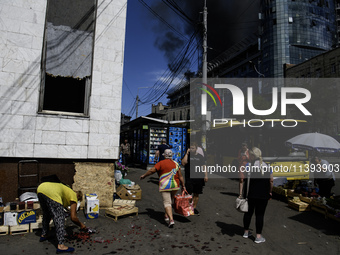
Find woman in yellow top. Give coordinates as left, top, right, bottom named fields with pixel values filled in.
left=37, top=182, right=86, bottom=254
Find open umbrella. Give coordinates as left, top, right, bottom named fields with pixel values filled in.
left=285, top=132, right=340, bottom=153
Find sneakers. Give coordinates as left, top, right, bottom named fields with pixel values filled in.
left=254, top=236, right=266, bottom=244
left=164, top=216, right=170, bottom=224
left=242, top=231, right=252, bottom=238
left=168, top=220, right=175, bottom=228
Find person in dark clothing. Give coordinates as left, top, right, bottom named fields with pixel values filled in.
left=239, top=147, right=273, bottom=244
left=181, top=142, right=208, bottom=215
left=155, top=139, right=170, bottom=162
left=311, top=156, right=335, bottom=198
left=120, top=139, right=130, bottom=166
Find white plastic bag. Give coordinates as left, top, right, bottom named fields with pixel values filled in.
left=114, top=170, right=122, bottom=183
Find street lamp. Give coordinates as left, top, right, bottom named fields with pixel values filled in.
left=136, top=86, right=150, bottom=119
left=249, top=61, right=265, bottom=78
left=249, top=61, right=265, bottom=94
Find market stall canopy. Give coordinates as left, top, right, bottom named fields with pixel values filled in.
left=141, top=116, right=194, bottom=125
left=285, top=132, right=340, bottom=153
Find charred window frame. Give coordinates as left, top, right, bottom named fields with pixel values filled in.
left=39, top=0, right=97, bottom=116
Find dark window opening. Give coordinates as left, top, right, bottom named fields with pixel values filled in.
left=43, top=74, right=87, bottom=113
left=39, top=0, right=96, bottom=116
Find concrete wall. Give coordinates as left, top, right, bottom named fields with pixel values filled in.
left=0, top=0, right=127, bottom=160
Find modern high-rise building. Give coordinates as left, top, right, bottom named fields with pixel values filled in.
left=260, top=0, right=337, bottom=78
left=155, top=1, right=339, bottom=123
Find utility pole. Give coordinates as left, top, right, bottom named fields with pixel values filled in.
left=135, top=94, right=139, bottom=119
left=201, top=0, right=208, bottom=150
left=202, top=0, right=207, bottom=87
left=136, top=86, right=150, bottom=119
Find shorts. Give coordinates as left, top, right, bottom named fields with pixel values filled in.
left=160, top=190, right=178, bottom=208
left=185, top=179, right=205, bottom=195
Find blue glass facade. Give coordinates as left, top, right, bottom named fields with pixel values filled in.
left=261, top=0, right=337, bottom=78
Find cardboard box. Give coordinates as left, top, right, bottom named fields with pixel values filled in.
left=4, top=212, right=18, bottom=226
left=85, top=194, right=99, bottom=219
left=4, top=210, right=36, bottom=226
left=116, top=184, right=142, bottom=200
left=17, top=210, right=36, bottom=225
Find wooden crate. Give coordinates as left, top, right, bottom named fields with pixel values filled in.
left=105, top=200, right=138, bottom=222
left=299, top=195, right=313, bottom=204
left=116, top=184, right=142, bottom=200
left=287, top=190, right=300, bottom=198
left=0, top=225, right=9, bottom=235
left=310, top=201, right=327, bottom=217
left=326, top=212, right=340, bottom=223
left=272, top=187, right=288, bottom=197
left=30, top=215, right=43, bottom=232
left=9, top=224, right=30, bottom=235
left=30, top=216, right=54, bottom=232
left=288, top=199, right=311, bottom=212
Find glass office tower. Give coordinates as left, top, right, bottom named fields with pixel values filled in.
left=260, top=0, right=337, bottom=79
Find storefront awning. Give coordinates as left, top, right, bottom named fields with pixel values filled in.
left=141, top=116, right=194, bottom=125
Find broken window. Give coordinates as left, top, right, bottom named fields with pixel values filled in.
left=39, top=0, right=96, bottom=116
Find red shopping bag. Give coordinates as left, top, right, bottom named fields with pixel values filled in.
left=174, top=190, right=194, bottom=216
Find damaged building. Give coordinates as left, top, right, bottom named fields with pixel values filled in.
left=0, top=0, right=127, bottom=205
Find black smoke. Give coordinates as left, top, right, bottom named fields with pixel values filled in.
left=150, top=0, right=260, bottom=66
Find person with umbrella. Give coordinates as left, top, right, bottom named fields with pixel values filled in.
left=311, top=156, right=335, bottom=198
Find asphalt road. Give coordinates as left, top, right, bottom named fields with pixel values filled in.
left=0, top=167, right=339, bottom=255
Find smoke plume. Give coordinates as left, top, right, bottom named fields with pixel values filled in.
left=150, top=0, right=260, bottom=66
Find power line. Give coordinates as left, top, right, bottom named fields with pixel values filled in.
left=138, top=0, right=189, bottom=40
left=234, top=0, right=259, bottom=24
left=161, top=0, right=197, bottom=26
left=123, top=78, right=134, bottom=98
left=130, top=1, right=203, bottom=109
left=138, top=29, right=201, bottom=105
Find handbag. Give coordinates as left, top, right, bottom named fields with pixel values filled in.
left=159, top=160, right=180, bottom=191
left=235, top=169, right=250, bottom=213
left=174, top=190, right=194, bottom=216
left=235, top=196, right=248, bottom=213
